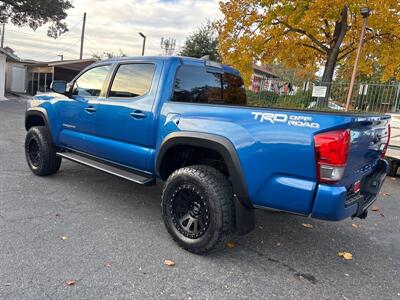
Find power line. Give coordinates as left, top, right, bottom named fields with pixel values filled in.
left=7, top=36, right=80, bottom=49
left=24, top=39, right=81, bottom=61
left=7, top=20, right=81, bottom=38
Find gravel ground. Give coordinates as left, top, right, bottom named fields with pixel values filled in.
left=0, top=96, right=399, bottom=299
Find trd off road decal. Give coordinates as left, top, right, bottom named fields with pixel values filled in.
left=251, top=112, right=320, bottom=129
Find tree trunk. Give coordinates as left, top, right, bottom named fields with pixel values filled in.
left=318, top=6, right=348, bottom=106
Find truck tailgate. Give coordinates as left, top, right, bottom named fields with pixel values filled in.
left=342, top=115, right=390, bottom=186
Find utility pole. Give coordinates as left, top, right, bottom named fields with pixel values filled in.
left=1, top=23, right=5, bottom=48
left=79, top=12, right=87, bottom=59
left=345, top=7, right=370, bottom=111
left=139, top=32, right=146, bottom=56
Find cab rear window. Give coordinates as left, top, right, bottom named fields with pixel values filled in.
left=172, top=65, right=246, bottom=105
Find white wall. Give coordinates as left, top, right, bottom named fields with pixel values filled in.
left=7, top=63, right=27, bottom=93
left=0, top=53, right=6, bottom=99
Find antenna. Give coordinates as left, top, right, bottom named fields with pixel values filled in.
left=160, top=37, right=176, bottom=56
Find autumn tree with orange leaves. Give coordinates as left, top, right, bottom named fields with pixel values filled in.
left=216, top=0, right=400, bottom=85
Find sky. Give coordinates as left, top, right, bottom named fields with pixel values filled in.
left=5, top=0, right=222, bottom=62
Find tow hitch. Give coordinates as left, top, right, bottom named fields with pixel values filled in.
left=351, top=160, right=388, bottom=219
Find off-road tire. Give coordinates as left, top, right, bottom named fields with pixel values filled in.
left=161, top=165, right=234, bottom=254
left=25, top=126, right=61, bottom=176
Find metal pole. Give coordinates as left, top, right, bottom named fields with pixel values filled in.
left=139, top=32, right=146, bottom=56
left=37, top=73, right=40, bottom=94
left=31, top=72, right=34, bottom=95
left=345, top=12, right=369, bottom=111
left=79, top=12, right=87, bottom=59
left=142, top=36, right=146, bottom=56
left=392, top=82, right=400, bottom=112
left=1, top=24, right=4, bottom=48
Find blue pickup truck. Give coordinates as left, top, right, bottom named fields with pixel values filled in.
left=25, top=56, right=390, bottom=253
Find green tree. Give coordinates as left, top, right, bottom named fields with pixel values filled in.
left=179, top=21, right=221, bottom=62
left=91, top=49, right=127, bottom=60
left=0, top=0, right=73, bottom=38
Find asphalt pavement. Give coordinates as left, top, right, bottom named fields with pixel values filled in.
left=0, top=96, right=399, bottom=299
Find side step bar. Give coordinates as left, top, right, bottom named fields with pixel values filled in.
left=57, top=152, right=156, bottom=186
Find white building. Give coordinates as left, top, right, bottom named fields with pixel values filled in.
left=0, top=48, right=24, bottom=99
left=0, top=47, right=95, bottom=98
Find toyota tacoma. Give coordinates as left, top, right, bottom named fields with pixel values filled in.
left=25, top=56, right=390, bottom=253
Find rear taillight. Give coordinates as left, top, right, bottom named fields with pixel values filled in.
left=381, top=124, right=391, bottom=158
left=314, top=129, right=351, bottom=183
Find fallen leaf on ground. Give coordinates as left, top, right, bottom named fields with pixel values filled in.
left=302, top=223, right=314, bottom=229
left=379, top=192, right=390, bottom=196
left=60, top=236, right=68, bottom=241
left=338, top=252, right=353, bottom=260
left=273, top=242, right=281, bottom=247
left=105, top=263, right=111, bottom=267
left=379, top=213, right=385, bottom=218
left=55, top=213, right=60, bottom=217
left=226, top=241, right=236, bottom=249
left=66, top=279, right=76, bottom=286
left=351, top=223, right=360, bottom=229
left=371, top=206, right=380, bottom=212
left=164, top=259, right=175, bottom=267
left=390, top=177, right=396, bottom=181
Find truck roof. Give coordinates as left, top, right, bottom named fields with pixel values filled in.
left=100, top=55, right=241, bottom=76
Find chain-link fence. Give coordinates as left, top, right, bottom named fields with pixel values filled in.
left=248, top=78, right=400, bottom=114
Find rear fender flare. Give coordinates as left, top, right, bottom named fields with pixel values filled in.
left=156, top=131, right=252, bottom=209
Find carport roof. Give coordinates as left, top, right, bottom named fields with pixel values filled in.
left=0, top=48, right=20, bottom=62
left=29, top=58, right=97, bottom=72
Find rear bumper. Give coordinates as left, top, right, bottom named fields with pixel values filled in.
left=311, top=160, right=388, bottom=221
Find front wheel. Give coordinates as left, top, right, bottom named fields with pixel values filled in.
left=25, top=126, right=61, bottom=176
left=161, top=165, right=234, bottom=254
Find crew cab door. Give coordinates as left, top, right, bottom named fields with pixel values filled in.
left=94, top=62, right=159, bottom=171
left=58, top=64, right=112, bottom=153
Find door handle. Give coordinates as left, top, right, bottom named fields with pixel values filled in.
left=85, top=106, right=96, bottom=113
left=130, top=110, right=146, bottom=119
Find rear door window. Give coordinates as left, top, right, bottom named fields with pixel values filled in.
left=109, top=63, right=155, bottom=98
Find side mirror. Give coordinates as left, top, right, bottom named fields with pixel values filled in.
left=50, top=80, right=67, bottom=94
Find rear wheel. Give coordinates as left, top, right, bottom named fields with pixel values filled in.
left=161, top=165, right=234, bottom=254
left=25, top=126, right=61, bottom=176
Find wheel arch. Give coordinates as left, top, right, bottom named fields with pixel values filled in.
left=157, top=132, right=255, bottom=235
left=156, top=132, right=252, bottom=208
left=25, top=108, right=50, bottom=131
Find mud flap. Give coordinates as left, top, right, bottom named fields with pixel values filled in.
left=234, top=195, right=255, bottom=235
